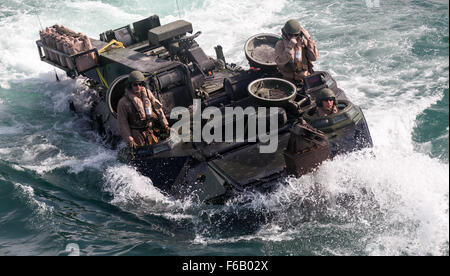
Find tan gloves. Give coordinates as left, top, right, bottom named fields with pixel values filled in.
left=127, top=137, right=138, bottom=149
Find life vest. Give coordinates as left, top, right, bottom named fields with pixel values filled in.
left=295, top=45, right=313, bottom=74
left=125, top=89, right=156, bottom=129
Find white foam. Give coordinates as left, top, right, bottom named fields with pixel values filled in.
left=0, top=1, right=144, bottom=89
left=0, top=147, right=11, bottom=155
left=66, top=149, right=116, bottom=174
left=192, top=224, right=298, bottom=245
left=1, top=134, right=115, bottom=175
left=257, top=148, right=449, bottom=255
left=102, top=165, right=186, bottom=212
left=14, top=182, right=54, bottom=215
left=24, top=150, right=115, bottom=175
left=22, top=153, right=75, bottom=175
left=11, top=164, right=25, bottom=172
left=163, top=0, right=288, bottom=65
left=0, top=125, right=23, bottom=135
left=0, top=13, right=53, bottom=88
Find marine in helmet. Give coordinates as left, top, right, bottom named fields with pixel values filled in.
left=117, top=70, right=170, bottom=148
left=314, top=88, right=338, bottom=117
left=275, top=19, right=319, bottom=84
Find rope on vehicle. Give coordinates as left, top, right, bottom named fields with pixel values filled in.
left=98, top=39, right=125, bottom=54
left=95, top=40, right=125, bottom=88
left=96, top=68, right=109, bottom=88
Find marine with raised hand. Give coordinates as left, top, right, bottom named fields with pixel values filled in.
left=275, top=19, right=319, bottom=84
left=117, top=71, right=170, bottom=148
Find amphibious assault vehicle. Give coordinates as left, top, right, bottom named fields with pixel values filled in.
left=36, top=15, right=372, bottom=203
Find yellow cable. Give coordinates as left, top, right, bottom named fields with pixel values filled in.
left=98, top=39, right=125, bottom=54
left=96, top=68, right=109, bottom=88
left=95, top=40, right=125, bottom=88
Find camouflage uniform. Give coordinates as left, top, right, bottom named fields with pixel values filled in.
left=275, top=19, right=319, bottom=83
left=117, top=72, right=169, bottom=146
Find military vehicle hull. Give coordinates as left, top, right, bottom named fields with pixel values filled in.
left=36, top=15, right=373, bottom=204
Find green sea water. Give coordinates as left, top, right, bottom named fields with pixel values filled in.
left=0, top=0, right=448, bottom=256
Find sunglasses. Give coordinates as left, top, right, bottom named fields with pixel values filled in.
left=290, top=32, right=302, bottom=38
left=322, top=97, right=335, bottom=102
left=132, top=82, right=145, bottom=87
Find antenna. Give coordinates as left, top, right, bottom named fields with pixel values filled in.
left=176, top=0, right=182, bottom=18
left=36, top=14, right=44, bottom=30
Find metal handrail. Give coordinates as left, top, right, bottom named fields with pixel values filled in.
left=36, top=40, right=99, bottom=78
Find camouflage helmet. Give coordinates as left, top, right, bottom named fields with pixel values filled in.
left=128, top=70, right=146, bottom=83
left=283, top=19, right=302, bottom=35
left=316, top=88, right=336, bottom=105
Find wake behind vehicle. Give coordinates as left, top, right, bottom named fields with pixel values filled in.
left=36, top=15, right=373, bottom=203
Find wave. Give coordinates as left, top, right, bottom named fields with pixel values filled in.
left=0, top=0, right=447, bottom=255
